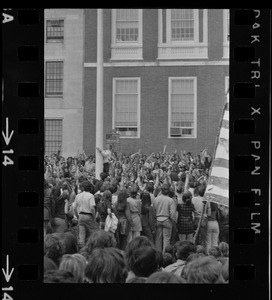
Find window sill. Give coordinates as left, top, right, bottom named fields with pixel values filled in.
left=168, top=136, right=196, bottom=139
left=158, top=43, right=208, bottom=60
left=45, top=96, right=64, bottom=99
left=111, top=44, right=143, bottom=60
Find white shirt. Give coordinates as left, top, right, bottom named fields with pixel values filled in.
left=101, top=149, right=112, bottom=164
left=72, top=191, right=96, bottom=214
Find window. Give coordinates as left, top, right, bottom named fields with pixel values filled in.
left=46, top=19, right=64, bottom=42
left=45, top=61, right=63, bottom=97
left=169, top=77, right=197, bottom=138
left=171, top=9, right=195, bottom=42
left=111, top=9, right=143, bottom=60
left=158, top=9, right=208, bottom=59
left=116, top=9, right=139, bottom=42
left=45, top=119, right=63, bottom=156
left=113, top=78, right=140, bottom=138
left=167, top=9, right=199, bottom=43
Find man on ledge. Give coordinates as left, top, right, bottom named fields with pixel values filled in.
left=96, top=143, right=113, bottom=175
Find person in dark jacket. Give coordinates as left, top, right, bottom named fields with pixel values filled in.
left=53, top=182, right=70, bottom=233
left=140, top=192, right=155, bottom=244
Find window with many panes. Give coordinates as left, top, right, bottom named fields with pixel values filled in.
left=113, top=78, right=140, bottom=138
left=46, top=19, right=64, bottom=42
left=169, top=77, right=197, bottom=138
left=45, top=119, right=63, bottom=156
left=115, top=9, right=139, bottom=43
left=168, top=9, right=199, bottom=43
left=171, top=9, right=195, bottom=42
left=45, top=61, right=63, bottom=97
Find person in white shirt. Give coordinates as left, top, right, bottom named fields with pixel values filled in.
left=96, top=144, right=113, bottom=175
left=72, top=181, right=98, bottom=248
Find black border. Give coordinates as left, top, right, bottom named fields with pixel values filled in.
left=2, top=8, right=271, bottom=300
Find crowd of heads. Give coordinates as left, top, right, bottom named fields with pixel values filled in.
left=44, top=232, right=229, bottom=283
left=44, top=147, right=229, bottom=284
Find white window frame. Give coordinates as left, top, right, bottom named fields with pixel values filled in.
left=158, top=9, right=208, bottom=59
left=166, top=9, right=199, bottom=44
left=112, top=77, right=141, bottom=138
left=168, top=77, right=197, bottom=139
left=111, top=9, right=143, bottom=60
left=223, top=9, right=230, bottom=59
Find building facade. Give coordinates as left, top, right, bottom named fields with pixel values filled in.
left=44, top=9, right=84, bottom=157
left=44, top=9, right=229, bottom=158
left=83, top=9, right=229, bottom=157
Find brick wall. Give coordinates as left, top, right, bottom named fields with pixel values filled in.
left=83, top=64, right=228, bottom=157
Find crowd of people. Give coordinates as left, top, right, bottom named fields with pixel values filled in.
left=44, top=145, right=229, bottom=284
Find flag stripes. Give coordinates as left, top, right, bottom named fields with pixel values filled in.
left=204, top=94, right=229, bottom=207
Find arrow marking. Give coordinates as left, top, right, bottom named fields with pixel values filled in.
left=2, top=117, right=14, bottom=146
left=2, top=255, right=14, bottom=282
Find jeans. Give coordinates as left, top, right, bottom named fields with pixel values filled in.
left=78, top=214, right=98, bottom=248
left=155, top=219, right=172, bottom=252
left=206, top=220, right=219, bottom=252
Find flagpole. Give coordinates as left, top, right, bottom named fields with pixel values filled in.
left=95, top=8, right=104, bottom=179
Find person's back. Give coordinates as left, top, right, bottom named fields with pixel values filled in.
left=153, top=194, right=174, bottom=221
left=153, top=184, right=176, bottom=252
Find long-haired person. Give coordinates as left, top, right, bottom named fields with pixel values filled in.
left=85, top=247, right=127, bottom=283
left=140, top=192, right=155, bottom=244
left=59, top=253, right=87, bottom=283
left=112, top=190, right=132, bottom=251
left=205, top=201, right=220, bottom=252
left=176, top=191, right=195, bottom=242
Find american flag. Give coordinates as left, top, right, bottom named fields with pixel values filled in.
left=204, top=92, right=229, bottom=207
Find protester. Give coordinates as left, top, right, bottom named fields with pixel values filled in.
left=96, top=190, right=113, bottom=230
left=153, top=184, right=176, bottom=252
left=163, top=240, right=196, bottom=277
left=185, top=256, right=226, bottom=284
left=127, top=186, right=142, bottom=243
left=80, top=229, right=117, bottom=261
left=59, top=253, right=87, bottom=283
left=112, top=190, right=132, bottom=251
left=176, top=191, right=195, bottom=242
left=85, top=247, right=127, bottom=283
left=96, top=144, right=113, bottom=175
left=124, top=236, right=153, bottom=282
left=43, top=146, right=230, bottom=284
left=72, top=181, right=98, bottom=249
left=140, top=192, right=155, bottom=244
left=206, top=201, right=220, bottom=252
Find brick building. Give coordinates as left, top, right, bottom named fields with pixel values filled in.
left=44, top=9, right=229, bottom=158
left=83, top=9, right=229, bottom=157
